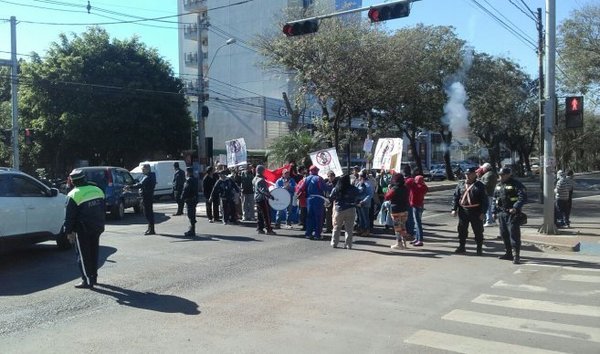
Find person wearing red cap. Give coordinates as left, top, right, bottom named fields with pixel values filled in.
left=297, top=165, right=327, bottom=240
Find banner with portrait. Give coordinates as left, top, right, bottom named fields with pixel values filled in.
left=372, top=138, right=403, bottom=171
left=225, top=137, right=247, bottom=168
left=309, top=148, right=343, bottom=178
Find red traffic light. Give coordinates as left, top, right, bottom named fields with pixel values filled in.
left=565, top=96, right=584, bottom=129
left=368, top=3, right=410, bottom=22
left=283, top=20, right=319, bottom=37
left=567, top=96, right=581, bottom=112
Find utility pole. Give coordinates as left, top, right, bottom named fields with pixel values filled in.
left=537, top=8, right=544, bottom=203
left=196, top=14, right=207, bottom=172
left=538, top=0, right=558, bottom=234
left=0, top=17, right=21, bottom=170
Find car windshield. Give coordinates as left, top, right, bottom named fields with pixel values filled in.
left=83, top=170, right=108, bottom=189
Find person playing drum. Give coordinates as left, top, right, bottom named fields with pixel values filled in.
left=274, top=169, right=296, bottom=228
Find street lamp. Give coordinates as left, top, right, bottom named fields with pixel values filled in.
left=196, top=37, right=236, bottom=171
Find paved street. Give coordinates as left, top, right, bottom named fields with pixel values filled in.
left=1, top=175, right=599, bottom=353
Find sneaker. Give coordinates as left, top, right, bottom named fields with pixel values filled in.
left=257, top=229, right=265, bottom=234
left=390, top=243, right=404, bottom=250
left=209, top=219, right=214, bottom=223
left=413, top=241, right=423, bottom=247
left=483, top=222, right=494, bottom=227
left=266, top=230, right=277, bottom=235
left=498, top=253, right=514, bottom=260
left=331, top=243, right=338, bottom=248
left=346, top=244, right=352, bottom=250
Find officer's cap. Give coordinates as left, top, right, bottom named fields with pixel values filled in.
left=69, top=169, right=86, bottom=181
left=499, top=167, right=512, bottom=175
left=465, top=167, right=478, bottom=174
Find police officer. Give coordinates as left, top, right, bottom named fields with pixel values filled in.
left=64, top=169, right=106, bottom=289
left=172, top=162, right=186, bottom=216
left=451, top=166, right=488, bottom=256
left=182, top=167, right=199, bottom=237
left=493, top=167, right=527, bottom=264
left=133, top=163, right=157, bottom=235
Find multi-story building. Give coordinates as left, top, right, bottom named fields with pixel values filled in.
left=177, top=0, right=361, bottom=166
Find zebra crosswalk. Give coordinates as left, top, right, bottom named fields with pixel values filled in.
left=404, top=263, right=600, bottom=353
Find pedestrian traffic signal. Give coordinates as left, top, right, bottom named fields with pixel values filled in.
left=0, top=129, right=11, bottom=146
left=565, top=96, right=583, bottom=129
left=283, top=20, right=319, bottom=37
left=368, top=1, right=410, bottom=22
left=25, top=128, right=33, bottom=145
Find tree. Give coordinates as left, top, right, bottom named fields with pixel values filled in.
left=557, top=3, right=600, bottom=98
left=266, top=130, right=323, bottom=167
left=19, top=28, right=191, bottom=175
left=465, top=53, right=533, bottom=171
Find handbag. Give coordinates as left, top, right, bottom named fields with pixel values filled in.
left=515, top=211, right=527, bottom=226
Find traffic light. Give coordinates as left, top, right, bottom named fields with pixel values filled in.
left=565, top=96, right=584, bottom=129
left=368, top=1, right=410, bottom=22
left=283, top=19, right=319, bottom=37
left=25, top=128, right=33, bottom=145
left=1, top=129, right=11, bottom=146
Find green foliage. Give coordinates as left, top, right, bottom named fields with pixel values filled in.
left=18, top=27, right=191, bottom=175
left=266, top=130, right=323, bottom=167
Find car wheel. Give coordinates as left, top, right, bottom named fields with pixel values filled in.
left=56, top=232, right=72, bottom=250
left=112, top=201, right=125, bottom=219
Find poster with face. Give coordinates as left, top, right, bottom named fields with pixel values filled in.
left=372, top=138, right=403, bottom=171
left=309, top=148, right=343, bottom=178
left=225, top=138, right=247, bottom=167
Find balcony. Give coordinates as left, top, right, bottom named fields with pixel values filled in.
left=183, top=51, right=208, bottom=67
left=183, top=23, right=209, bottom=42
left=183, top=0, right=207, bottom=12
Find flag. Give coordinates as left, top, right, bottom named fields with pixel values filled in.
left=263, top=164, right=291, bottom=184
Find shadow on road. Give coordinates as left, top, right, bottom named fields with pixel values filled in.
left=157, top=232, right=262, bottom=243
left=92, top=283, right=201, bottom=315
left=0, top=245, right=117, bottom=296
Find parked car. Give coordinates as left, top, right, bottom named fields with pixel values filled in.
left=429, top=163, right=447, bottom=181
left=400, top=162, right=432, bottom=181
left=0, top=169, right=70, bottom=251
left=76, top=166, right=142, bottom=219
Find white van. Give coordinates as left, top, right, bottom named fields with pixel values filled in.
left=130, top=160, right=186, bottom=198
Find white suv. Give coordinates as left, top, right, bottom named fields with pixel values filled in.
left=0, top=169, right=70, bottom=251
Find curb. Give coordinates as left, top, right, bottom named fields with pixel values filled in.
left=521, top=236, right=581, bottom=252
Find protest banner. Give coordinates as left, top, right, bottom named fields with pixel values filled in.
left=225, top=138, right=247, bottom=167
left=309, top=148, right=343, bottom=178
left=372, top=138, right=403, bottom=170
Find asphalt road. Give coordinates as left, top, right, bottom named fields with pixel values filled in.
left=1, top=176, right=599, bottom=353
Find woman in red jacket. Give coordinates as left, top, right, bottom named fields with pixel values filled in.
left=409, top=175, right=429, bottom=246
left=384, top=173, right=410, bottom=250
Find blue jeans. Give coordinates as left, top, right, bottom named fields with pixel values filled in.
left=485, top=196, right=494, bottom=224
left=405, top=206, right=414, bottom=236
left=413, top=207, right=424, bottom=242
left=356, top=206, right=370, bottom=231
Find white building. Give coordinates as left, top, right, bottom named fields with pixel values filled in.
left=177, top=0, right=361, bottom=162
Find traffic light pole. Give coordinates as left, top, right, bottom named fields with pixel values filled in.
left=537, top=8, right=544, bottom=204
left=538, top=0, right=558, bottom=235
left=0, top=17, right=20, bottom=170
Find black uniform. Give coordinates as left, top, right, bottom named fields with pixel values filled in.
left=135, top=172, right=156, bottom=233
left=173, top=167, right=186, bottom=215
left=451, top=179, right=489, bottom=253
left=64, top=183, right=106, bottom=287
left=493, top=176, right=527, bottom=259
left=182, top=173, right=199, bottom=235
left=203, top=173, right=219, bottom=221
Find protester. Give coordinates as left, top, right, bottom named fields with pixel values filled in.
left=355, top=170, right=373, bottom=237
left=299, top=165, right=327, bottom=240
left=182, top=167, right=199, bottom=237
left=209, top=170, right=240, bottom=225
left=493, top=167, right=527, bottom=264
left=409, top=175, right=429, bottom=246
left=203, top=167, right=220, bottom=223
left=64, top=170, right=106, bottom=289
left=479, top=162, right=498, bottom=227
left=324, top=170, right=338, bottom=233
left=240, top=165, right=256, bottom=221
left=275, top=169, right=296, bottom=228
left=294, top=166, right=308, bottom=230
left=565, top=169, right=575, bottom=226
left=172, top=162, right=186, bottom=216
left=384, top=173, right=410, bottom=250
left=451, top=166, right=488, bottom=256
left=253, top=165, right=276, bottom=235
left=368, top=170, right=380, bottom=229
left=329, top=174, right=360, bottom=249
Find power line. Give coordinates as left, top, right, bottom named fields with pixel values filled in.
left=507, top=0, right=536, bottom=21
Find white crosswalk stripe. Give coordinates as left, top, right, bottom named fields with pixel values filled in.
left=560, top=274, right=600, bottom=283
left=405, top=330, right=566, bottom=354
left=472, top=294, right=600, bottom=317
left=492, top=280, right=600, bottom=296
left=442, top=309, right=600, bottom=343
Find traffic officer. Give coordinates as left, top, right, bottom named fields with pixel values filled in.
left=182, top=167, right=199, bottom=237
left=493, top=167, right=527, bottom=264
left=451, top=166, right=488, bottom=256
left=133, top=163, right=157, bottom=235
left=172, top=162, right=186, bottom=216
left=64, top=169, right=106, bottom=289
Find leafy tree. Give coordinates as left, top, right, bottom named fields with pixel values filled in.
left=465, top=53, right=533, bottom=171
left=557, top=3, right=600, bottom=98
left=266, top=130, right=323, bottom=167
left=19, top=27, right=191, bottom=176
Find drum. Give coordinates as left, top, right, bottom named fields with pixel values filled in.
left=268, top=187, right=291, bottom=211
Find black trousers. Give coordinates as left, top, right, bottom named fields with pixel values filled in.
left=498, top=211, right=521, bottom=250
left=206, top=198, right=220, bottom=221
left=143, top=197, right=154, bottom=225
left=186, top=199, right=197, bottom=226
left=75, top=229, right=101, bottom=284
left=221, top=198, right=235, bottom=222
left=457, top=207, right=484, bottom=246
left=256, top=199, right=273, bottom=231
left=174, top=190, right=184, bottom=214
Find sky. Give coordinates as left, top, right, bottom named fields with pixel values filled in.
left=0, top=0, right=591, bottom=80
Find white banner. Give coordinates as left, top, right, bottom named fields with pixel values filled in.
left=225, top=138, right=247, bottom=167
left=309, top=148, right=343, bottom=178
left=363, top=138, right=374, bottom=153
left=372, top=138, right=403, bottom=171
